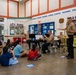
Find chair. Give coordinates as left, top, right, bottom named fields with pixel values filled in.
left=48, top=40, right=58, bottom=54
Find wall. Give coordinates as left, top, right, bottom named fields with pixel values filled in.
left=25, top=0, right=76, bottom=17
left=28, top=7, right=76, bottom=35
left=0, top=0, right=7, bottom=16
left=0, top=0, right=19, bottom=17
left=3, top=18, right=32, bottom=42
left=19, top=3, right=24, bottom=17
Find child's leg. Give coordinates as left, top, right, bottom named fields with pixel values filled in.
left=20, top=52, right=28, bottom=57
left=37, top=54, right=41, bottom=58
left=9, top=58, right=18, bottom=65
left=34, top=54, right=41, bottom=60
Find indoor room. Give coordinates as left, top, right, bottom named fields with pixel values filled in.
left=0, top=0, right=76, bottom=75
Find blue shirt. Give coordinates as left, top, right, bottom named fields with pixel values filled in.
left=0, top=52, right=13, bottom=66
left=14, top=45, right=23, bottom=56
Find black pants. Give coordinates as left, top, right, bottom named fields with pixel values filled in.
left=26, top=40, right=32, bottom=49
left=42, top=43, right=50, bottom=53
left=57, top=40, right=61, bottom=48
left=67, top=35, right=74, bottom=58
left=36, top=40, right=41, bottom=49
left=26, top=40, right=37, bottom=49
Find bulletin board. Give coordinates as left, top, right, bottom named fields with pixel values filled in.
left=10, top=23, right=24, bottom=35
left=28, top=22, right=55, bottom=35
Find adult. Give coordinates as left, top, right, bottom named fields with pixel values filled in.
left=42, top=30, right=54, bottom=53
left=59, top=18, right=76, bottom=59
left=57, top=32, right=64, bottom=48
left=66, top=18, right=76, bottom=59
left=26, top=31, right=32, bottom=49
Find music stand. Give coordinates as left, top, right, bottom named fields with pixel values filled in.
left=45, top=34, right=49, bottom=37
left=29, top=34, right=35, bottom=39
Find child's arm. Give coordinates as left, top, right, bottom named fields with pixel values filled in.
left=9, top=50, right=15, bottom=58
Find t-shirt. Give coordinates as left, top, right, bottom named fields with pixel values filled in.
left=45, top=34, right=54, bottom=43
left=14, top=45, right=23, bottom=56
left=0, top=52, right=13, bottom=66
left=66, top=22, right=76, bottom=35
left=28, top=49, right=38, bottom=60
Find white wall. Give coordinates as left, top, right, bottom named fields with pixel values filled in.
left=4, top=18, right=32, bottom=42
left=19, top=3, right=24, bottom=17
left=32, top=0, right=38, bottom=15
left=49, top=0, right=59, bottom=10
left=28, top=7, right=76, bottom=35
left=40, top=0, right=47, bottom=13
left=0, top=0, right=7, bottom=16
left=61, top=0, right=74, bottom=7
left=9, top=1, right=18, bottom=17
left=25, top=1, right=30, bottom=17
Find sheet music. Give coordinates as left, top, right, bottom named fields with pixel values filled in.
left=35, top=35, right=43, bottom=40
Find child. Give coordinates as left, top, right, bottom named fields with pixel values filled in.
left=0, top=40, right=3, bottom=55
left=28, top=44, right=41, bottom=60
left=14, top=40, right=27, bottom=58
left=0, top=46, right=18, bottom=66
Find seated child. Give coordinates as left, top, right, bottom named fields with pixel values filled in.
left=0, top=46, right=18, bottom=66
left=14, top=40, right=27, bottom=58
left=0, top=40, right=3, bottom=55
left=28, top=44, right=41, bottom=60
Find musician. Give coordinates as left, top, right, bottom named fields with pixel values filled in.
left=36, top=31, right=42, bottom=49
left=26, top=31, right=32, bottom=49
left=57, top=32, right=64, bottom=48
left=59, top=18, right=76, bottom=59
left=42, top=30, right=54, bottom=53
left=67, top=18, right=76, bottom=59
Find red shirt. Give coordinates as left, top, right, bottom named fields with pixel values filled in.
left=28, top=49, right=38, bottom=60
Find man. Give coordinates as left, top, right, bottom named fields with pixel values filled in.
left=42, top=30, right=54, bottom=53
left=26, top=31, right=32, bottom=49
left=66, top=18, right=76, bottom=59
left=57, top=32, right=64, bottom=48
left=59, top=18, right=76, bottom=59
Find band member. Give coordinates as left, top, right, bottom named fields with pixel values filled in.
left=42, top=30, right=54, bottom=53
left=59, top=18, right=76, bottom=59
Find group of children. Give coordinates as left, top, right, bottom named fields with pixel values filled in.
left=0, top=39, right=41, bottom=67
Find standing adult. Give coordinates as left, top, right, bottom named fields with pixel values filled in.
left=59, top=18, right=76, bottom=59
left=66, top=18, right=76, bottom=59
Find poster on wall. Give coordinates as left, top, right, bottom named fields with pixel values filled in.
left=10, top=23, right=24, bottom=35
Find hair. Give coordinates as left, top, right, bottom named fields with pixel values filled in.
left=49, top=30, right=52, bottom=32
left=0, top=40, right=2, bottom=45
left=6, top=39, right=10, bottom=46
left=16, top=40, right=20, bottom=44
left=67, top=17, right=71, bottom=19
left=31, top=44, right=36, bottom=51
left=13, top=40, right=20, bottom=47
left=3, top=46, right=8, bottom=54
